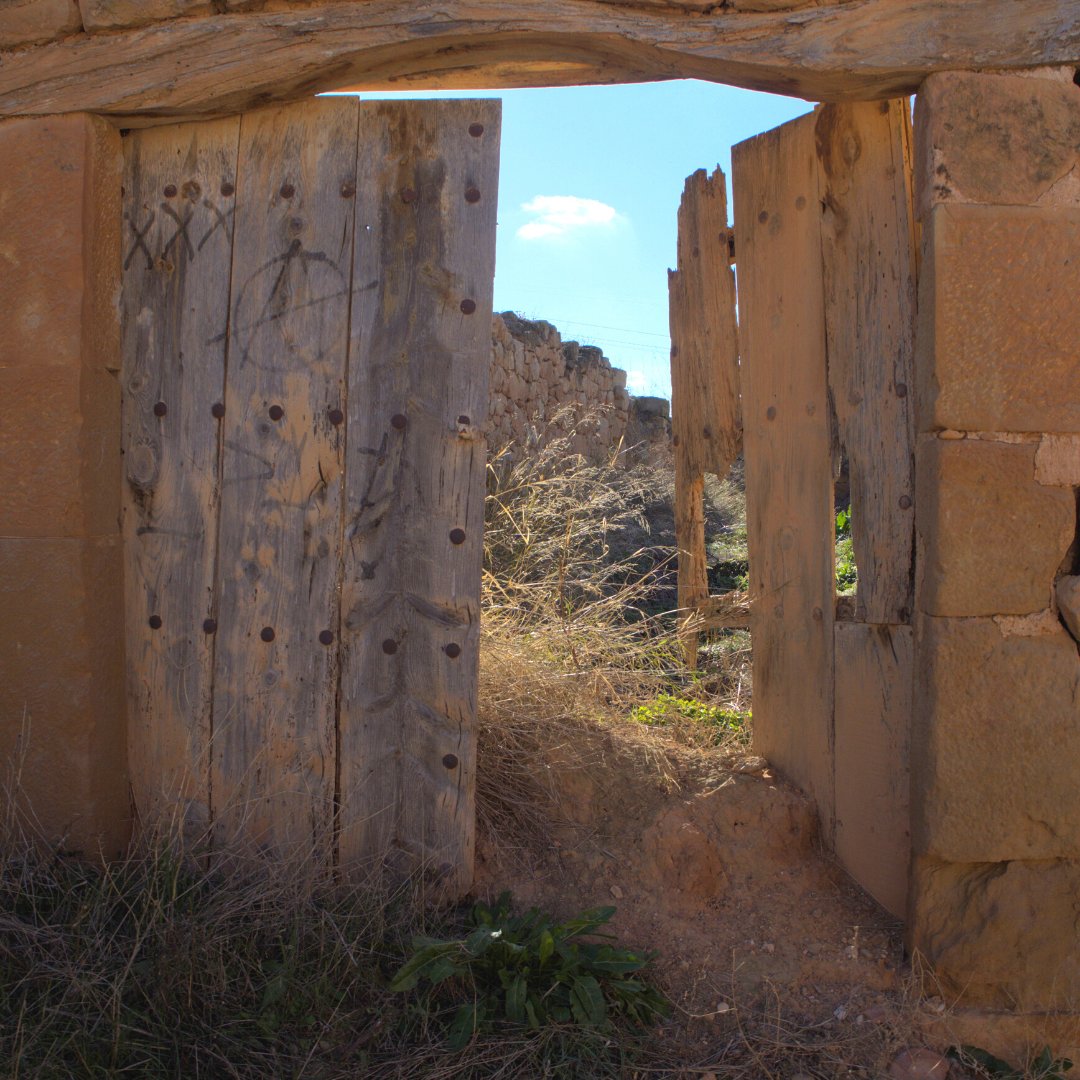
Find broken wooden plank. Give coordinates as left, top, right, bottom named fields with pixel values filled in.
left=2, top=1, right=1078, bottom=122
left=834, top=622, right=912, bottom=919
left=210, top=98, right=358, bottom=857
left=733, top=110, right=836, bottom=835
left=817, top=99, right=917, bottom=625
left=337, top=100, right=501, bottom=893
left=120, top=116, right=240, bottom=837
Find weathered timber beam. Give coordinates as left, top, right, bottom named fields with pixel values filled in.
left=0, top=0, right=1077, bottom=121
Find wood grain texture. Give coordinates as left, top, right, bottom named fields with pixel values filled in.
left=121, top=117, right=239, bottom=836
left=817, top=100, right=917, bottom=625
left=337, top=100, right=500, bottom=891
left=2, top=1, right=1078, bottom=121
left=733, top=111, right=836, bottom=834
left=834, top=622, right=912, bottom=919
left=210, top=99, right=357, bottom=856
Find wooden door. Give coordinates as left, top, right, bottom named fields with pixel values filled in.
left=121, top=98, right=500, bottom=891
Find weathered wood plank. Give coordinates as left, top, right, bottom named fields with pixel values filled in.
left=817, top=100, right=917, bottom=625
left=338, top=100, right=500, bottom=892
left=733, top=111, right=835, bottom=833
left=673, top=460, right=708, bottom=669
left=210, top=99, right=358, bottom=856
left=120, top=117, right=239, bottom=837
left=2, top=1, right=1078, bottom=122
left=834, top=622, right=912, bottom=919
left=698, top=590, right=751, bottom=631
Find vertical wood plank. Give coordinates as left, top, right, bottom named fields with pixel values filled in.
left=817, top=100, right=917, bottom=625
left=732, top=112, right=836, bottom=833
left=210, top=99, right=358, bottom=856
left=338, top=100, right=501, bottom=892
left=834, top=623, right=912, bottom=919
left=121, top=118, right=240, bottom=835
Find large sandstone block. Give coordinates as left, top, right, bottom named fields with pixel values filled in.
left=916, top=438, right=1074, bottom=617
left=79, top=0, right=212, bottom=31
left=911, top=855, right=1080, bottom=1010
left=0, top=537, right=129, bottom=856
left=912, top=616, right=1080, bottom=863
left=915, top=70, right=1080, bottom=218
left=915, top=204, right=1080, bottom=434
left=0, top=0, right=80, bottom=49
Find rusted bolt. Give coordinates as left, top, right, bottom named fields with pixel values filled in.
left=280, top=183, right=295, bottom=199
left=203, top=618, right=217, bottom=634
left=465, top=187, right=481, bottom=204
left=382, top=639, right=397, bottom=655
left=163, top=184, right=177, bottom=198
left=672, top=434, right=681, bottom=447
left=400, top=187, right=417, bottom=204
left=268, top=405, right=284, bottom=421
left=390, top=413, right=408, bottom=430
left=260, top=627, right=275, bottom=643
left=766, top=406, right=777, bottom=420
left=211, top=402, right=225, bottom=419
left=148, top=614, right=163, bottom=630
left=442, top=753, right=459, bottom=770
left=318, top=630, right=334, bottom=646
left=468, top=123, right=484, bottom=137
left=758, top=210, right=769, bottom=224
left=449, top=528, right=466, bottom=545
left=895, top=382, right=908, bottom=398
left=153, top=401, right=168, bottom=417
left=671, top=345, right=679, bottom=358
left=444, top=643, right=461, bottom=659
left=328, top=407, right=344, bottom=426
left=220, top=181, right=235, bottom=197
left=460, top=299, right=477, bottom=315
left=703, top=426, right=713, bottom=439
left=899, top=495, right=912, bottom=510
left=340, top=181, right=356, bottom=198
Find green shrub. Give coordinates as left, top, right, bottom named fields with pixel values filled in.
left=630, top=692, right=749, bottom=743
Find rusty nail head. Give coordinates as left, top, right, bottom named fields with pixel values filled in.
left=460, top=299, right=477, bottom=315
left=465, top=187, right=481, bottom=204
left=758, top=210, right=769, bottom=224
left=280, top=183, right=295, bottom=199
left=163, top=184, right=177, bottom=198
left=444, top=643, right=461, bottom=659
left=795, top=195, right=807, bottom=210
left=672, top=434, right=681, bottom=447
left=449, top=528, right=466, bottom=545
left=203, top=618, right=217, bottom=634
left=340, top=181, right=356, bottom=198
left=260, top=626, right=275, bottom=643
left=899, top=495, right=912, bottom=510
left=221, top=181, right=235, bottom=197
left=457, top=415, right=471, bottom=426
left=211, top=402, right=225, bottom=419
left=895, top=382, right=908, bottom=398
left=703, top=426, right=713, bottom=439
left=670, top=345, right=679, bottom=358
left=148, top=614, right=162, bottom=630
left=319, top=630, right=334, bottom=646
left=153, top=401, right=168, bottom=417
left=390, top=413, right=407, bottom=430
left=468, top=123, right=484, bottom=137
left=401, top=187, right=417, bottom=204
left=692, top=246, right=700, bottom=258
left=269, top=405, right=284, bottom=421
left=382, top=639, right=397, bottom=655
left=328, top=407, right=344, bottom=426
left=442, top=753, right=459, bottom=770
left=766, top=405, right=777, bottom=420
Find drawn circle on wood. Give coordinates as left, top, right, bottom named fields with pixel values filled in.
left=202, top=618, right=217, bottom=634
left=260, top=626, right=275, bottom=642
left=460, top=299, right=477, bottom=315
left=444, top=643, right=461, bottom=659
left=148, top=615, right=162, bottom=630
left=468, top=123, right=484, bottom=137
left=318, top=630, right=334, bottom=646
left=449, top=528, right=466, bottom=545
left=382, top=639, right=398, bottom=655
left=442, top=753, right=459, bottom=770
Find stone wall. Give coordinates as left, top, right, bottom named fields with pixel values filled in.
left=908, top=66, right=1080, bottom=1012
left=488, top=312, right=669, bottom=465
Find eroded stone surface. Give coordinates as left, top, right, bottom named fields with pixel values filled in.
left=1036, top=435, right=1080, bottom=486
left=912, top=616, right=1080, bottom=863
left=916, top=438, right=1075, bottom=616
left=1057, top=576, right=1080, bottom=643
left=916, top=204, right=1080, bottom=434
left=911, top=855, right=1080, bottom=1010
left=0, top=0, right=80, bottom=49
left=915, top=70, right=1080, bottom=217
left=79, top=0, right=212, bottom=31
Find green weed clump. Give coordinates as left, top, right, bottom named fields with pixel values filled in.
left=630, top=693, right=750, bottom=749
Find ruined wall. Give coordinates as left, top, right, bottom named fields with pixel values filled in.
left=908, top=67, right=1080, bottom=1012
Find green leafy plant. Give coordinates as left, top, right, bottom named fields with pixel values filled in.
left=630, top=692, right=749, bottom=742
left=835, top=507, right=858, bottom=594
left=948, top=1044, right=1074, bottom=1080
left=390, top=893, right=669, bottom=1050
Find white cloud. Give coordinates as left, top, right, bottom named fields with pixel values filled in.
left=625, top=370, right=652, bottom=394
left=517, top=195, right=623, bottom=241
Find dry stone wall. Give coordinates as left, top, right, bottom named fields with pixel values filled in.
left=488, top=312, right=669, bottom=465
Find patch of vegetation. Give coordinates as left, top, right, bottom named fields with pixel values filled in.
left=391, top=892, right=669, bottom=1051
left=835, top=506, right=858, bottom=595
left=631, top=692, right=749, bottom=741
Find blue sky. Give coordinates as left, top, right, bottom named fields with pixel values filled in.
left=338, top=82, right=811, bottom=398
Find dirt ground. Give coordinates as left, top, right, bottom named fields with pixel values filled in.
left=473, top=725, right=977, bottom=1078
